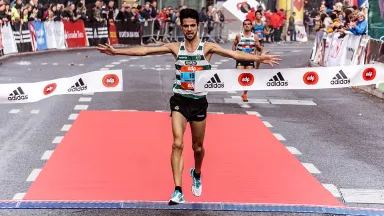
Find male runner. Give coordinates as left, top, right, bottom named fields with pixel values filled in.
left=97, top=8, right=280, bottom=205
left=233, top=18, right=263, bottom=102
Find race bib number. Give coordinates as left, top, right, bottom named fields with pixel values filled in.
left=179, top=65, right=203, bottom=90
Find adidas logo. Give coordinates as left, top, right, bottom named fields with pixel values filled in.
left=204, top=73, right=224, bottom=89
left=331, top=70, right=350, bottom=85
left=68, top=78, right=87, bottom=92
left=267, top=72, right=288, bottom=87
left=8, top=87, right=28, bottom=101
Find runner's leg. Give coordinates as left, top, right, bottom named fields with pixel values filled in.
left=169, top=111, right=187, bottom=205
left=189, top=118, right=206, bottom=197
left=190, top=119, right=206, bottom=174
left=171, top=111, right=187, bottom=190
left=242, top=65, right=255, bottom=101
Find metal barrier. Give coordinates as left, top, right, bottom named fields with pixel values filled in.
left=138, top=19, right=230, bottom=45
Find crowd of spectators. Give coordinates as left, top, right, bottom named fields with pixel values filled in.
left=304, top=1, right=368, bottom=37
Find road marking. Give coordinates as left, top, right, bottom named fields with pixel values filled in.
left=155, top=110, right=166, bottom=112
left=246, top=111, right=261, bottom=117
left=52, top=136, right=63, bottom=144
left=41, top=150, right=54, bottom=160
left=30, top=110, right=40, bottom=114
left=9, top=109, right=20, bottom=114
left=119, top=59, right=129, bottom=62
left=52, top=63, right=58, bottom=65
left=111, top=62, right=121, bottom=65
left=129, top=57, right=139, bottom=60
left=273, top=133, right=286, bottom=141
left=301, top=163, right=321, bottom=174
left=214, top=62, right=222, bottom=65
left=263, top=121, right=273, bottom=127
left=269, top=99, right=317, bottom=106
left=166, top=65, right=171, bottom=67
left=61, top=124, right=72, bottom=131
left=83, top=92, right=95, bottom=95
left=155, top=65, right=161, bottom=67
left=211, top=65, right=219, bottom=68
left=239, top=103, right=251, bottom=108
left=68, top=113, right=79, bottom=120
left=322, top=184, right=341, bottom=198
left=26, top=169, right=42, bottom=181
left=12, top=193, right=26, bottom=200
left=41, top=63, right=48, bottom=65
left=227, top=91, right=237, bottom=93
left=224, top=98, right=270, bottom=104
left=291, top=50, right=302, bottom=52
left=79, top=97, right=92, bottom=102
left=129, top=64, right=136, bottom=66
left=220, top=59, right=229, bottom=62
left=272, top=52, right=284, bottom=54
left=340, top=189, right=384, bottom=204
left=78, top=64, right=84, bottom=66
left=232, top=96, right=241, bottom=99
left=105, top=65, right=114, bottom=68
left=208, top=112, right=225, bottom=114
left=74, top=105, right=89, bottom=110
left=100, top=68, right=109, bottom=71
left=286, top=146, right=302, bottom=155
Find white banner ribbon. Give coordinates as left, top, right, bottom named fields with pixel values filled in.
left=195, top=64, right=384, bottom=92
left=0, top=70, right=123, bottom=104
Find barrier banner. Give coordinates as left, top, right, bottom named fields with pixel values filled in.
left=345, top=35, right=361, bottom=66
left=0, top=26, right=3, bottom=50
left=1, top=23, right=18, bottom=55
left=29, top=21, right=48, bottom=51
left=44, top=21, right=66, bottom=49
left=62, top=20, right=87, bottom=48
left=115, top=22, right=141, bottom=45
left=0, top=70, right=123, bottom=104
left=194, top=64, right=384, bottom=92
left=84, top=21, right=109, bottom=46
left=108, top=22, right=119, bottom=45
left=12, top=22, right=33, bottom=53
left=286, top=22, right=308, bottom=42
left=365, top=39, right=383, bottom=64
left=327, top=33, right=347, bottom=66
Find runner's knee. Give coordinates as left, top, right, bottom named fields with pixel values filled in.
left=192, top=141, right=203, bottom=153
left=172, top=139, right=184, bottom=151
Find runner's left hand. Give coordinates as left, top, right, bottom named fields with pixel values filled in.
left=97, top=43, right=116, bottom=56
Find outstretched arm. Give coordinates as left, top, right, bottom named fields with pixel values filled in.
left=207, top=42, right=280, bottom=66
left=97, top=43, right=176, bottom=56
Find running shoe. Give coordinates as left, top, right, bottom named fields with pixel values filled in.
left=242, top=94, right=248, bottom=102
left=168, top=190, right=185, bottom=205
left=190, top=168, right=202, bottom=197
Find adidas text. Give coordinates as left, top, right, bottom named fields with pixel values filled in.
left=204, top=83, right=224, bottom=88
left=68, top=85, right=87, bottom=92
left=8, top=95, right=28, bottom=101
left=330, top=79, right=350, bottom=85
left=267, top=81, right=288, bottom=87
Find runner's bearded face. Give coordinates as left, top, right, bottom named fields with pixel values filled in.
left=243, top=21, right=252, bottom=32
left=182, top=18, right=198, bottom=41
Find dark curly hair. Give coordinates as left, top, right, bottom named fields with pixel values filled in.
left=179, top=8, right=199, bottom=24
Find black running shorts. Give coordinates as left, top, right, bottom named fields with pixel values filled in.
left=236, top=61, right=255, bottom=68
left=170, top=93, right=208, bottom=122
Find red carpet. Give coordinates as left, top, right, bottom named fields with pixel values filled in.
left=24, top=111, right=343, bottom=206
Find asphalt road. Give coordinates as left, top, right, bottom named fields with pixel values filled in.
left=0, top=42, right=383, bottom=216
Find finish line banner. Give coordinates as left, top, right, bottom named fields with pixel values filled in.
left=0, top=70, right=123, bottom=104
left=194, top=64, right=384, bottom=92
